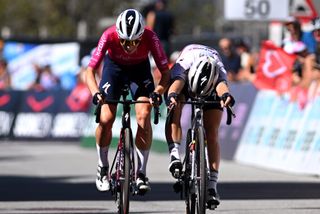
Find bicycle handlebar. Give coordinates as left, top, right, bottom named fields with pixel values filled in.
left=171, top=100, right=236, bottom=125
left=94, top=100, right=160, bottom=125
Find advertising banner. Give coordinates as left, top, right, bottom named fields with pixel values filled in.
left=13, top=90, right=61, bottom=139
left=266, top=100, right=305, bottom=170
left=235, top=90, right=277, bottom=164
left=236, top=89, right=320, bottom=175
left=253, top=94, right=293, bottom=167
left=4, top=42, right=80, bottom=90
left=219, top=83, right=258, bottom=159
left=0, top=90, right=22, bottom=138
left=285, top=96, right=320, bottom=174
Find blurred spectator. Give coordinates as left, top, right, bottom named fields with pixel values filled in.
left=235, top=38, right=256, bottom=82
left=282, top=18, right=316, bottom=54
left=290, top=41, right=310, bottom=86
left=0, top=40, right=4, bottom=58
left=65, top=55, right=91, bottom=112
left=218, top=38, right=241, bottom=82
left=302, top=17, right=320, bottom=92
left=0, top=58, right=11, bottom=90
left=141, top=2, right=155, bottom=19
left=145, top=0, right=174, bottom=58
left=29, top=63, right=60, bottom=91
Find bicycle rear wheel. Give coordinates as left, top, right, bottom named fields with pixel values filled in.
left=195, top=126, right=206, bottom=214
left=118, top=128, right=133, bottom=214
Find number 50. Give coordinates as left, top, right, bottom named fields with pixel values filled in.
left=245, top=0, right=270, bottom=18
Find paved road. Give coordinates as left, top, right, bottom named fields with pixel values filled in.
left=0, top=141, right=320, bottom=214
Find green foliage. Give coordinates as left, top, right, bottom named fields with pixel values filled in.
left=0, top=0, right=216, bottom=39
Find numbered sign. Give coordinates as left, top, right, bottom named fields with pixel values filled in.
left=225, top=0, right=289, bottom=21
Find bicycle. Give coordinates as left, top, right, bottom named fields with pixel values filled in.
left=95, top=85, right=160, bottom=214
left=168, top=98, right=235, bottom=214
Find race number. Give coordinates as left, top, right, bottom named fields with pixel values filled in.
left=225, top=0, right=289, bottom=21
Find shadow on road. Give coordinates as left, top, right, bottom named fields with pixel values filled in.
left=1, top=175, right=320, bottom=201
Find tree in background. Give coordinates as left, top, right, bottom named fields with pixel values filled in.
left=0, top=0, right=216, bottom=40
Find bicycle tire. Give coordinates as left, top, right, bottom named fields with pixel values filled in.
left=195, top=126, right=206, bottom=214
left=118, top=128, right=132, bottom=214
left=184, top=129, right=196, bottom=214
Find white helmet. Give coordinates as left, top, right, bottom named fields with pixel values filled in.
left=188, top=55, right=219, bottom=97
left=116, top=9, right=145, bottom=40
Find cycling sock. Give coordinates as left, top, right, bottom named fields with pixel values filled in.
left=208, top=170, right=219, bottom=190
left=96, top=144, right=109, bottom=167
left=136, top=148, right=150, bottom=175
left=168, top=142, right=180, bottom=159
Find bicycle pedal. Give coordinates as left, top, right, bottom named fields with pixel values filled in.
left=207, top=204, right=217, bottom=210
left=171, top=168, right=182, bottom=179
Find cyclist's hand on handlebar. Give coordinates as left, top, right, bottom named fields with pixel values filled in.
left=92, top=92, right=104, bottom=105
left=220, top=92, right=235, bottom=108
left=149, top=91, right=163, bottom=106
left=166, top=92, right=179, bottom=110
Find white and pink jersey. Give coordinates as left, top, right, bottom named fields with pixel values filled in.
left=88, top=25, right=169, bottom=73
left=172, top=44, right=227, bottom=83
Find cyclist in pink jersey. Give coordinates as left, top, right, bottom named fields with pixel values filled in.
left=86, top=9, right=170, bottom=194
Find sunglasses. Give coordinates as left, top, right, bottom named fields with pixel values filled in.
left=120, top=39, right=141, bottom=47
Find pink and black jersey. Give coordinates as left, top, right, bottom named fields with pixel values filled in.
left=88, top=25, right=169, bottom=73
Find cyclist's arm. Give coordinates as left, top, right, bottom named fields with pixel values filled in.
left=216, top=81, right=229, bottom=97
left=148, top=29, right=170, bottom=95
left=166, top=78, right=185, bottom=107
left=216, top=81, right=233, bottom=108
left=154, top=67, right=170, bottom=95
left=86, top=66, right=102, bottom=100
left=168, top=78, right=185, bottom=95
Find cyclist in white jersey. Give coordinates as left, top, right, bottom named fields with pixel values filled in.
left=165, top=44, right=235, bottom=207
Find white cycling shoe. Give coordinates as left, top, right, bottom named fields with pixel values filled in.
left=136, top=173, right=151, bottom=195
left=96, top=166, right=110, bottom=192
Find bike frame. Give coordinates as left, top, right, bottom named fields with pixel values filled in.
left=170, top=98, right=235, bottom=214
left=184, top=99, right=208, bottom=214
left=95, top=85, right=159, bottom=214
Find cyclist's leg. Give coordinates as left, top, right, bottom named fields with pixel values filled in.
left=203, top=107, right=223, bottom=207
left=165, top=99, right=184, bottom=177
left=128, top=60, right=153, bottom=193
left=135, top=99, right=152, bottom=194
left=96, top=104, right=117, bottom=161
left=95, top=55, right=123, bottom=191
left=135, top=96, right=152, bottom=171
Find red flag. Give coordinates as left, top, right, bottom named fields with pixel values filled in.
left=254, top=40, right=297, bottom=93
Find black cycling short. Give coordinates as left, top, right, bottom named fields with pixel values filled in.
left=99, top=55, right=155, bottom=100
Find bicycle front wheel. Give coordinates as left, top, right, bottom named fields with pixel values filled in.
left=195, top=126, right=207, bottom=214
left=119, top=128, right=133, bottom=214
left=184, top=129, right=196, bottom=214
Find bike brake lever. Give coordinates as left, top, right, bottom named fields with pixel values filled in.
left=153, top=106, right=160, bottom=125
left=226, top=105, right=236, bottom=125
left=94, top=103, right=102, bottom=123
